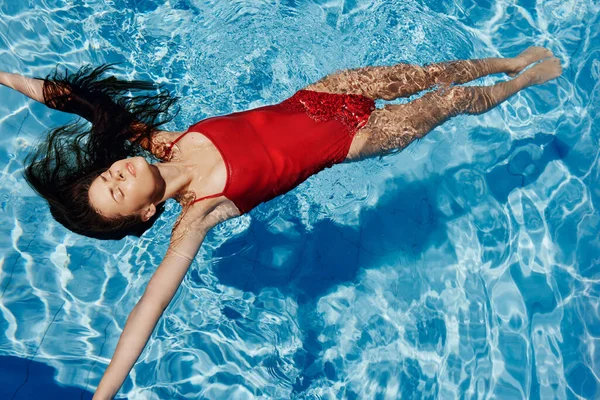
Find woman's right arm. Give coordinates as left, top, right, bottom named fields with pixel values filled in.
left=93, top=243, right=204, bottom=400
left=0, top=71, right=45, bottom=103
left=93, top=205, right=231, bottom=400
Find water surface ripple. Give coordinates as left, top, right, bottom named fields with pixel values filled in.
left=0, top=0, right=598, bottom=398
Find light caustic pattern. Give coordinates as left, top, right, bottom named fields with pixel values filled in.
left=0, top=0, right=598, bottom=399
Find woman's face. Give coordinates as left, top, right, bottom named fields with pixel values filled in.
left=88, top=156, right=161, bottom=220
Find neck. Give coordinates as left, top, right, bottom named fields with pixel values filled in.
left=153, top=161, right=195, bottom=203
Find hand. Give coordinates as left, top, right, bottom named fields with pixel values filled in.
left=0, top=71, right=45, bottom=103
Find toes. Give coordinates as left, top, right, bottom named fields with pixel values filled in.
left=521, top=46, right=553, bottom=62
left=508, top=47, right=556, bottom=78
left=541, top=48, right=553, bottom=59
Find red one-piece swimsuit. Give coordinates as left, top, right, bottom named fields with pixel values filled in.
left=164, top=90, right=376, bottom=214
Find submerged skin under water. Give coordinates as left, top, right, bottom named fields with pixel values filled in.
left=310, top=49, right=560, bottom=160
left=0, top=0, right=597, bottom=399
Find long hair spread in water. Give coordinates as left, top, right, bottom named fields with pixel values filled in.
left=23, top=64, right=179, bottom=240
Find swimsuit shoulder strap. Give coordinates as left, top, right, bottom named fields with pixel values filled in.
left=166, top=128, right=227, bottom=205
left=164, top=130, right=192, bottom=158
left=191, top=192, right=225, bottom=204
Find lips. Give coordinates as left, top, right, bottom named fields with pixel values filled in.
left=126, top=162, right=136, bottom=177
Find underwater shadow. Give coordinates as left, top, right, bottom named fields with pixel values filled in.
left=206, top=132, right=567, bottom=305
left=210, top=174, right=449, bottom=304
left=204, top=131, right=567, bottom=395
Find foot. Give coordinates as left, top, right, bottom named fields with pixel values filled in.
left=507, top=46, right=554, bottom=77
left=521, top=57, right=562, bottom=85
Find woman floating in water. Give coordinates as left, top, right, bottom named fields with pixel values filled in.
left=0, top=46, right=561, bottom=399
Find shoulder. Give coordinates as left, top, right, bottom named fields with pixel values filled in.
left=152, top=130, right=182, bottom=144
left=161, top=197, right=241, bottom=263
left=170, top=199, right=239, bottom=242
left=135, top=129, right=184, bottom=160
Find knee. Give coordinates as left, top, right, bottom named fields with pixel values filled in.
left=439, top=86, right=477, bottom=114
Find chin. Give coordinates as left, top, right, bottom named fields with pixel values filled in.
left=132, top=157, right=149, bottom=176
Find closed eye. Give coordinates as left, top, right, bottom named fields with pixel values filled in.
left=100, top=175, right=119, bottom=202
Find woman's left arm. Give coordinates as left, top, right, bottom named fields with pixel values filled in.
left=0, top=71, right=45, bottom=103
left=0, top=69, right=98, bottom=122
left=0, top=68, right=166, bottom=155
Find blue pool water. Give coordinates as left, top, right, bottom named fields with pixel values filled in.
left=0, top=0, right=598, bottom=399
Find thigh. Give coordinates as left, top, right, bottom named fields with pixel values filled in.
left=303, top=64, right=429, bottom=100
left=344, top=88, right=467, bottom=161
left=344, top=105, right=418, bottom=161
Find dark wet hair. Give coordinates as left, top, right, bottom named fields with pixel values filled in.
left=23, top=64, right=179, bottom=240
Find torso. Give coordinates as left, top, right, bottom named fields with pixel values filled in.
left=147, top=89, right=374, bottom=224
left=150, top=129, right=241, bottom=220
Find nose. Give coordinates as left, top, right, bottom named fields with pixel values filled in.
left=109, top=168, right=126, bottom=181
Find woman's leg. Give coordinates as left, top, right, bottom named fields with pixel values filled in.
left=344, top=57, right=562, bottom=161
left=304, top=47, right=553, bottom=101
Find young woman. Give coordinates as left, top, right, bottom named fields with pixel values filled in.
left=0, top=46, right=561, bottom=399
